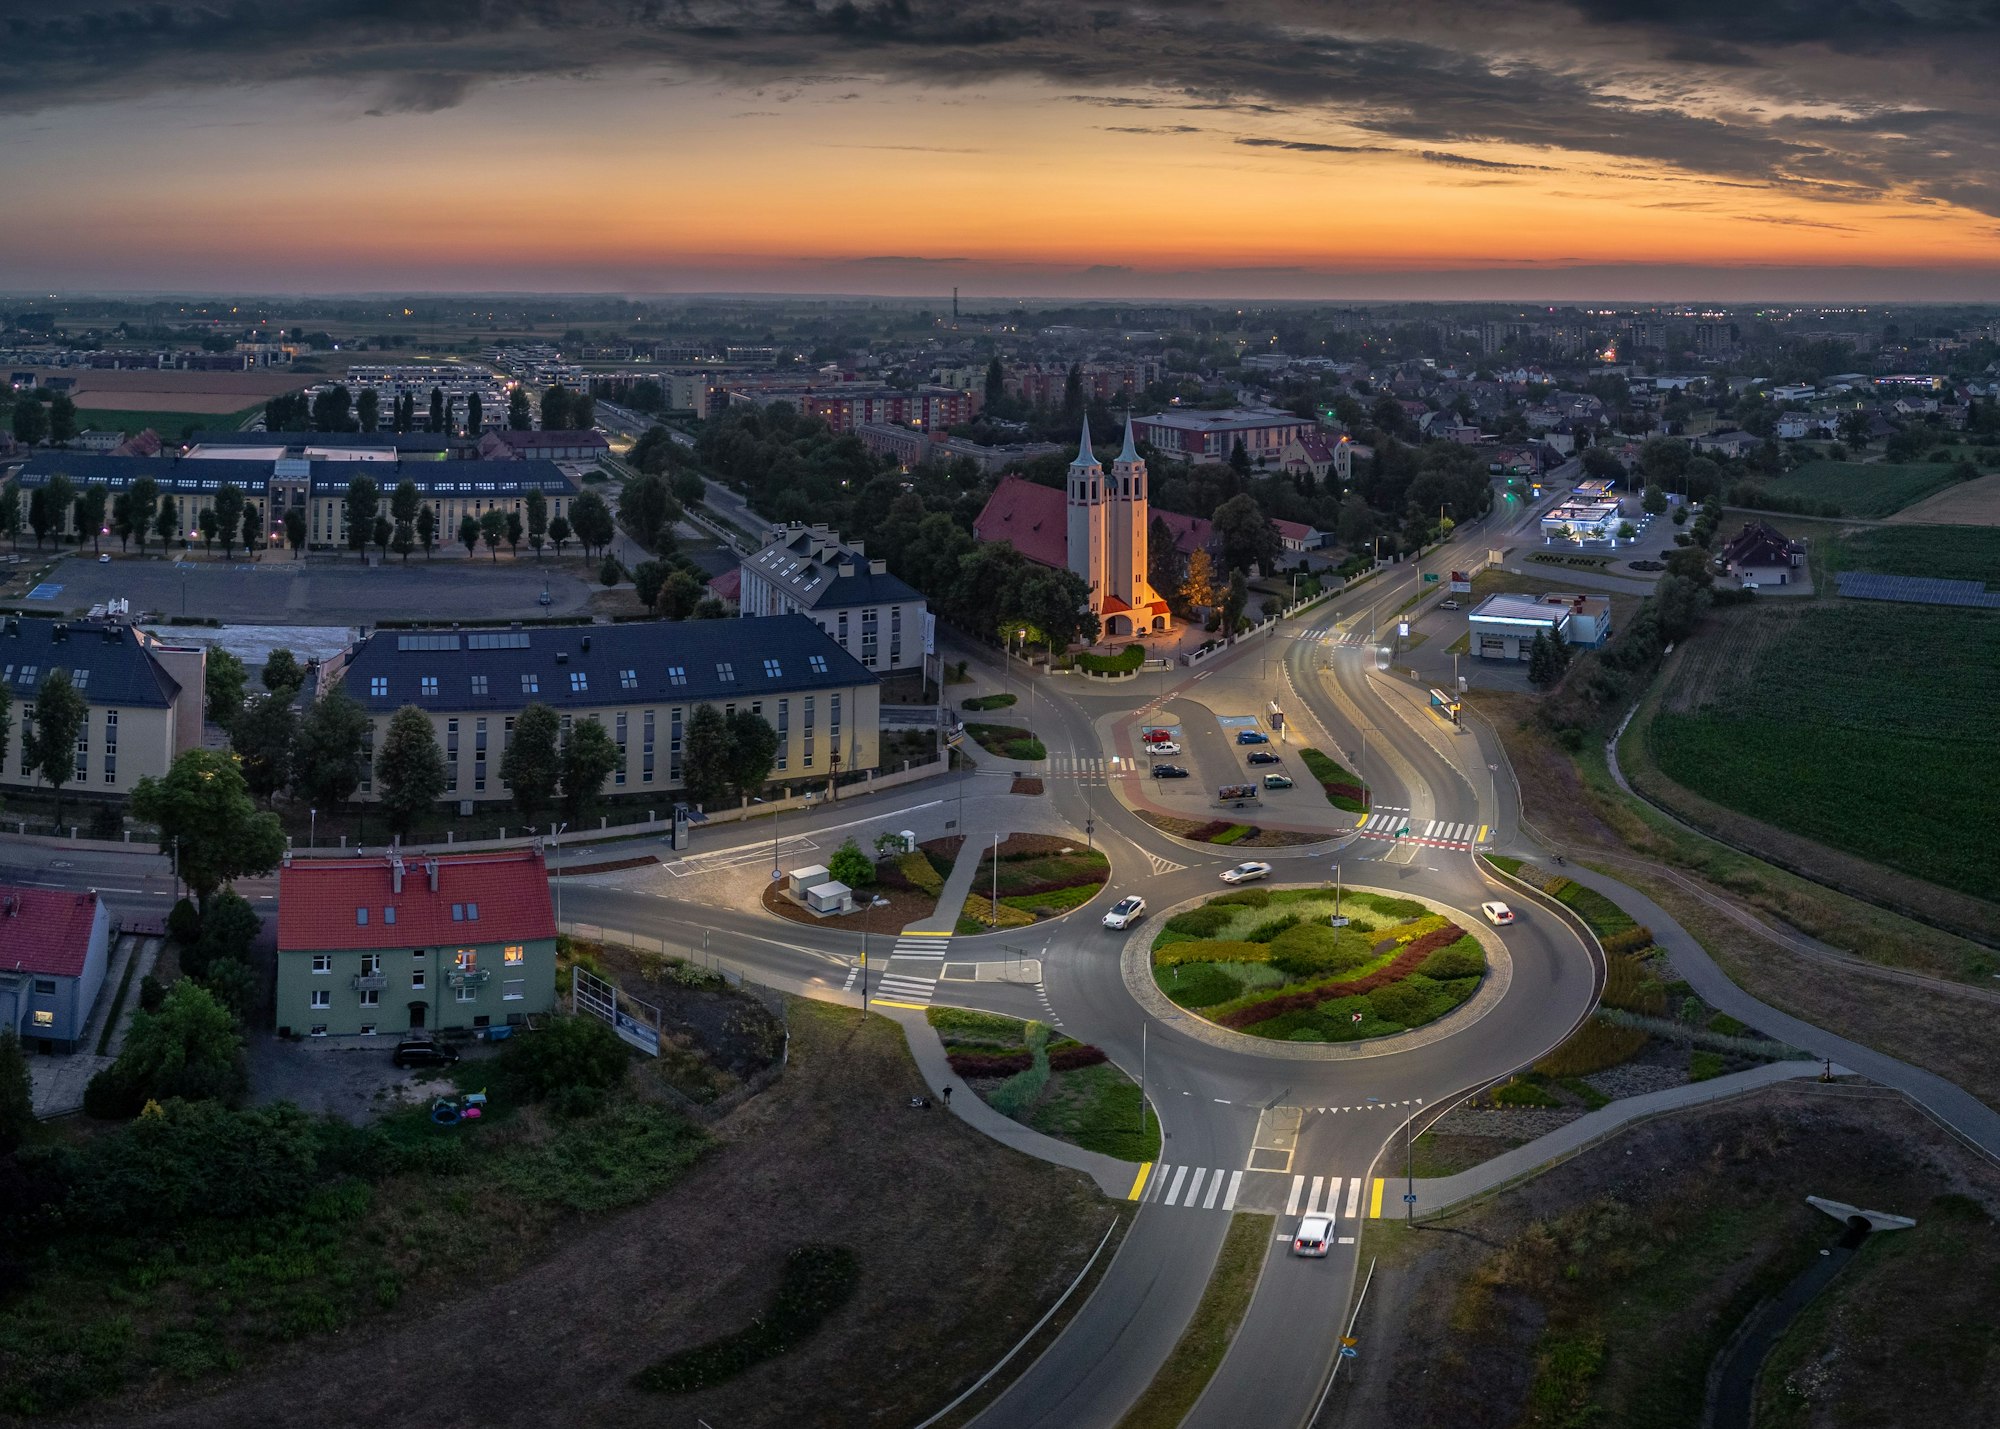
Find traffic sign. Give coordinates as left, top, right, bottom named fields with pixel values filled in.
left=1423, top=572, right=1440, bottom=583
left=1341, top=1337, right=1358, bottom=1348
left=1403, top=1193, right=1418, bottom=1203
left=1396, top=825, right=1410, bottom=837
left=1340, top=1347, right=1358, bottom=1359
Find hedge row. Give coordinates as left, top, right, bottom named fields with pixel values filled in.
left=1219, top=925, right=1469, bottom=1029
left=632, top=1244, right=859, bottom=1393
left=1077, top=643, right=1146, bottom=674
left=1048, top=1043, right=1109, bottom=1072
left=948, top=1049, right=1034, bottom=1078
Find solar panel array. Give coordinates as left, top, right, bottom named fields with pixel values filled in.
left=1835, top=572, right=2000, bottom=609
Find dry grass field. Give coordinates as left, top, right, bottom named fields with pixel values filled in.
left=19, top=367, right=305, bottom=414
left=1886, top=472, right=2000, bottom=526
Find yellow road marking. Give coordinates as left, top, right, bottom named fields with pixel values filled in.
left=899, top=929, right=952, bottom=938
left=868, top=999, right=931, bottom=1011
left=1476, top=825, right=1488, bottom=844
left=1369, top=1178, right=1385, bottom=1218
left=1354, top=814, right=1368, bottom=828
left=1128, top=1162, right=1154, bottom=1201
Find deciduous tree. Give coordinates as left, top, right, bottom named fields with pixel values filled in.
left=558, top=718, right=619, bottom=822
left=373, top=705, right=447, bottom=839
left=292, top=685, right=369, bottom=814
left=130, top=748, right=286, bottom=899
left=500, top=702, right=561, bottom=824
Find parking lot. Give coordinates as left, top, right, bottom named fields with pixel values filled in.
left=25, top=553, right=596, bottom=626
left=1134, top=707, right=1312, bottom=818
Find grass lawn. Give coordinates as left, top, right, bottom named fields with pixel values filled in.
left=1112, top=1213, right=1274, bottom=1429
left=964, top=722, right=1046, bottom=760
left=929, top=1007, right=1161, bottom=1161
left=1299, top=747, right=1368, bottom=812
left=1150, top=888, right=1485, bottom=1042
left=1644, top=601, right=2000, bottom=902
left=1753, top=459, right=1964, bottom=518
left=1822, top=522, right=2000, bottom=587
left=101, top=1000, right=1117, bottom=1429
left=73, top=403, right=264, bottom=441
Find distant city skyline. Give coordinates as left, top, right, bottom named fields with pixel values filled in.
left=5, top=2, right=2000, bottom=298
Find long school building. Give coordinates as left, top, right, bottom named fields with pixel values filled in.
left=329, top=614, right=880, bottom=807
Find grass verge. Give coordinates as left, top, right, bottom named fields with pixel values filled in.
left=930, top=1007, right=1161, bottom=1161
left=1113, top=1213, right=1274, bottom=1429
left=91, top=933, right=146, bottom=1056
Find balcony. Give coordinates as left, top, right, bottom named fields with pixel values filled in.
left=446, top=968, right=491, bottom=989
left=352, top=973, right=389, bottom=991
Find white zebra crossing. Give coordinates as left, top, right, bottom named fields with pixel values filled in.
left=867, top=936, right=951, bottom=1007
left=1138, top=1163, right=1245, bottom=1211
left=1355, top=813, right=1478, bottom=847
left=1047, top=755, right=1108, bottom=780
left=1283, top=1173, right=1384, bottom=1220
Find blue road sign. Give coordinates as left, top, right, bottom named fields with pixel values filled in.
left=1340, top=1347, right=1358, bottom=1359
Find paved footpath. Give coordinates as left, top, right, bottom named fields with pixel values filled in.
left=1559, top=860, right=2000, bottom=1159
left=1411, top=1060, right=1839, bottom=1212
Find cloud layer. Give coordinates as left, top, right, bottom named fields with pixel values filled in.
left=6, top=1, right=2000, bottom=218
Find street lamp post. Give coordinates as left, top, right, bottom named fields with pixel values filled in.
left=309, top=807, right=317, bottom=850
left=549, top=822, right=569, bottom=926
left=989, top=831, right=1000, bottom=927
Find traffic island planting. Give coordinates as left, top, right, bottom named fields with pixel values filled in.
left=930, top=1007, right=1161, bottom=1162
left=955, top=833, right=1108, bottom=935
left=1152, top=888, right=1486, bottom=1042
left=1134, top=809, right=1330, bottom=848
left=963, top=722, right=1047, bottom=760
left=1298, top=747, right=1369, bottom=812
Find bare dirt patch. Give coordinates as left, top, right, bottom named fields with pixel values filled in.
left=1342, top=1084, right=2000, bottom=1429
left=89, top=1001, right=1115, bottom=1429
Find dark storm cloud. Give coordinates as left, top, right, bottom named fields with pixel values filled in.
left=6, top=1, right=2000, bottom=213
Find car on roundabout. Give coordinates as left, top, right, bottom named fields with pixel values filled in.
left=1148, top=740, right=1183, bottom=755
left=1151, top=764, right=1189, bottom=779
left=1480, top=901, right=1516, bottom=926
left=1102, top=895, right=1147, bottom=930
left=1220, top=861, right=1272, bottom=885
left=1246, top=751, right=1281, bottom=766
left=1292, top=1215, right=1333, bottom=1257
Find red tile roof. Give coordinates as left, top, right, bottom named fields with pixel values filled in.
left=0, top=887, right=103, bottom=978
left=277, top=849, right=555, bottom=952
left=708, top=566, right=743, bottom=602
left=972, top=476, right=1214, bottom=569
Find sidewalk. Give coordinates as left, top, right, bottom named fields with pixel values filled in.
left=905, top=831, right=989, bottom=935
left=29, top=932, right=160, bottom=1117
left=1410, top=1060, right=1837, bottom=1213
left=887, top=1006, right=1138, bottom=1199
left=1557, top=860, right=2000, bottom=1159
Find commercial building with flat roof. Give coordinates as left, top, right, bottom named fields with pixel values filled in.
left=330, top=614, right=879, bottom=808
left=1467, top=593, right=1570, bottom=661
left=1131, top=408, right=1315, bottom=465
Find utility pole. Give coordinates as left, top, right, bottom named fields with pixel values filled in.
left=860, top=930, right=868, bottom=1009
left=1137, top=1023, right=1148, bottom=1133
left=990, top=831, right=1000, bottom=927
left=1405, top=1110, right=1416, bottom=1224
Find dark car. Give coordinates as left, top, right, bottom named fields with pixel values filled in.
left=1235, top=730, right=1270, bottom=745
left=1246, top=751, right=1281, bottom=766
left=393, top=1038, right=461, bottom=1069
left=1151, top=763, right=1190, bottom=779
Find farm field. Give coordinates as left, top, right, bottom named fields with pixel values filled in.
left=16, top=367, right=305, bottom=406
left=70, top=405, right=263, bottom=440
left=1754, top=460, right=1963, bottom=518
left=1888, top=472, right=2000, bottom=527
left=1646, top=602, right=2000, bottom=903
left=1824, top=523, right=2000, bottom=586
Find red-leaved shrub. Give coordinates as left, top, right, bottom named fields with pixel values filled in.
left=1219, top=925, right=1468, bottom=1029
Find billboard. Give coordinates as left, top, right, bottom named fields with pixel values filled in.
left=1450, top=570, right=1473, bottom=593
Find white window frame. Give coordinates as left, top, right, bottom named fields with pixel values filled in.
left=310, top=989, right=331, bottom=1009
left=311, top=953, right=332, bottom=974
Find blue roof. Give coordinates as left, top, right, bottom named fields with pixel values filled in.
left=0, top=617, right=180, bottom=709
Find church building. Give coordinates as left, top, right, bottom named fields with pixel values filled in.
left=1064, top=415, right=1172, bottom=636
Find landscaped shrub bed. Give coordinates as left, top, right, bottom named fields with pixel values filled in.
left=1299, top=748, right=1369, bottom=812
left=1532, top=1015, right=1650, bottom=1077
left=964, top=722, right=1047, bottom=760
left=1494, top=859, right=1640, bottom=940
left=960, top=692, right=1018, bottom=712
left=1076, top=643, right=1145, bottom=675
left=1134, top=810, right=1330, bottom=849
left=929, top=1010, right=1154, bottom=1160
left=1151, top=888, right=1486, bottom=1042
left=957, top=834, right=1108, bottom=931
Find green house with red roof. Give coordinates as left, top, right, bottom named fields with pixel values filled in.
left=275, top=848, right=557, bottom=1040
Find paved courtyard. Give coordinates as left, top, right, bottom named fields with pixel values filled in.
left=27, top=552, right=597, bottom=626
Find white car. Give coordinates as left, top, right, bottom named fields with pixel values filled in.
left=1103, top=896, right=1147, bottom=930
left=1148, top=741, right=1183, bottom=756
left=1293, top=1215, right=1333, bottom=1257
left=1220, top=861, right=1273, bottom=885
left=97, top=553, right=111, bottom=564
left=1481, top=901, right=1516, bottom=926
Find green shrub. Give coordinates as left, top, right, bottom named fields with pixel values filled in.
left=1599, top=926, right=1655, bottom=957
left=1366, top=978, right=1439, bottom=1027
left=1494, top=1077, right=1562, bottom=1107
left=166, top=897, right=202, bottom=946
left=959, top=692, right=1017, bottom=711
left=1076, top=643, right=1145, bottom=675
left=1212, top=824, right=1256, bottom=845
left=1345, top=892, right=1428, bottom=920
left=1706, top=1012, right=1749, bottom=1036
left=1165, top=905, right=1236, bottom=937
left=999, top=881, right=1104, bottom=916
left=927, top=1007, right=1026, bottom=1044
left=827, top=838, right=874, bottom=888
left=86, top=980, right=244, bottom=1118
left=1245, top=914, right=1302, bottom=943
left=501, top=1015, right=631, bottom=1101
left=1210, top=888, right=1273, bottom=908
left=1417, top=938, right=1487, bottom=980
left=136, top=974, right=166, bottom=1014
left=1601, top=955, right=1667, bottom=1015
left=1266, top=923, right=1377, bottom=978
left=1533, top=1016, right=1649, bottom=1078
left=1689, top=1050, right=1727, bottom=1082
left=66, top=1100, right=322, bottom=1232
left=1160, top=963, right=1245, bottom=1008
left=633, top=1244, right=859, bottom=1393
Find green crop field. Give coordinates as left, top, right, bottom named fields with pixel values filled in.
left=1825, top=524, right=2000, bottom=587
left=72, top=404, right=264, bottom=441
left=1648, top=602, right=2000, bottom=902
left=1756, top=461, right=1961, bottom=518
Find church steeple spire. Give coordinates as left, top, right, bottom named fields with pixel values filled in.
left=1073, top=414, right=1096, bottom=467
left=1118, top=412, right=1139, bottom=463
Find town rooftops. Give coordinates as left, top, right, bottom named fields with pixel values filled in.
left=340, top=612, right=874, bottom=714
left=0, top=887, right=101, bottom=977
left=0, top=616, right=182, bottom=708
left=1133, top=407, right=1310, bottom=434
left=14, top=453, right=578, bottom=498
left=488, top=428, right=609, bottom=452
left=187, top=430, right=474, bottom=456
left=1722, top=521, right=1806, bottom=569
left=276, top=848, right=555, bottom=953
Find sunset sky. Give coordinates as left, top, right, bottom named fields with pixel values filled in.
left=4, top=1, right=2000, bottom=298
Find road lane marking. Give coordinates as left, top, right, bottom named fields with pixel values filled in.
left=1128, top=1163, right=1153, bottom=1201
left=1182, top=1169, right=1207, bottom=1206
left=1369, top=1178, right=1385, bottom=1217
left=1308, top=1175, right=1325, bottom=1215
left=1477, top=825, right=1489, bottom=843
left=1223, top=1170, right=1242, bottom=1211
left=1203, top=1174, right=1224, bottom=1210
left=1166, top=1165, right=1189, bottom=1205
left=900, top=929, right=952, bottom=938
left=1287, top=1175, right=1304, bottom=1215
left=1344, top=1176, right=1364, bottom=1219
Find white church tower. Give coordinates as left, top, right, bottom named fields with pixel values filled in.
left=1065, top=414, right=1108, bottom=599
left=1064, top=414, right=1171, bottom=638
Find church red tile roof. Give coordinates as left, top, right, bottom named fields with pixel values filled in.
left=971, top=476, right=1214, bottom=570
